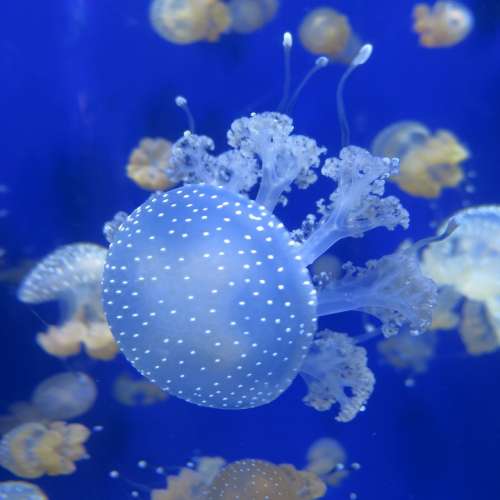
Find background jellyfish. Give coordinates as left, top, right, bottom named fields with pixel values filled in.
left=298, top=7, right=361, bottom=64
left=371, top=121, right=469, bottom=198
left=413, top=1, right=474, bottom=48
left=305, top=438, right=351, bottom=487
left=0, top=421, right=90, bottom=479
left=150, top=0, right=230, bottom=45
left=422, top=205, right=500, bottom=354
left=103, top=108, right=437, bottom=420
left=226, top=0, right=278, bottom=34
left=113, top=372, right=167, bottom=406
left=0, top=403, right=44, bottom=436
left=0, top=481, right=48, bottom=500
left=127, top=138, right=176, bottom=192
left=18, top=243, right=119, bottom=361
left=31, top=372, right=97, bottom=421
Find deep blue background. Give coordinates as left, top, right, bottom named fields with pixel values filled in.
left=1, top=1, right=499, bottom=499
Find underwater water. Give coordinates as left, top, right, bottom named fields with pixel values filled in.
left=1, top=0, right=500, bottom=498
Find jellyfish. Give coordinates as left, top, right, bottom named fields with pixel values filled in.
left=413, top=1, right=474, bottom=48
left=0, top=403, right=44, bottom=435
left=430, top=286, right=461, bottom=331
left=0, top=421, right=90, bottom=479
left=227, top=0, right=278, bottom=34
left=422, top=205, right=500, bottom=354
left=377, top=330, right=437, bottom=374
left=18, top=243, right=119, bottom=360
left=150, top=0, right=230, bottom=45
left=371, top=121, right=469, bottom=198
left=0, top=481, right=48, bottom=500
left=206, top=459, right=326, bottom=500
left=298, top=8, right=362, bottom=64
left=31, top=372, right=97, bottom=421
left=310, top=254, right=342, bottom=285
left=103, top=44, right=438, bottom=419
left=305, top=438, right=350, bottom=487
left=113, top=373, right=167, bottom=406
left=127, top=138, right=176, bottom=192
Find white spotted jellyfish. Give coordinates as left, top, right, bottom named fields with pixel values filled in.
left=102, top=38, right=441, bottom=421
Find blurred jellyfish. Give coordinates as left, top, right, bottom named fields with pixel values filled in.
left=311, top=254, right=342, bottom=285
left=430, top=286, right=461, bottom=331
left=113, top=373, right=167, bottom=406
left=103, top=43, right=438, bottom=418
left=299, top=8, right=361, bottom=64
left=305, top=438, right=350, bottom=487
left=371, top=121, right=469, bottom=198
left=206, top=459, right=326, bottom=499
left=413, top=1, right=474, bottom=48
left=127, top=138, right=176, bottom=192
left=0, top=403, right=44, bottom=435
left=377, top=330, right=437, bottom=374
left=0, top=481, right=47, bottom=500
left=18, top=243, right=119, bottom=360
left=0, top=421, right=90, bottom=479
left=31, top=372, right=97, bottom=421
left=227, top=0, right=278, bottom=34
left=150, top=0, right=230, bottom=44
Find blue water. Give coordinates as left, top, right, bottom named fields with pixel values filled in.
left=1, top=0, right=499, bottom=498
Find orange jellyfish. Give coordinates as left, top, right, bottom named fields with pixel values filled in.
left=227, top=0, right=278, bottom=34
left=0, top=481, right=48, bottom=500
left=150, top=0, right=230, bottom=44
left=0, top=421, right=90, bottom=479
left=371, top=121, right=469, bottom=198
left=298, top=7, right=362, bottom=64
left=18, top=243, right=119, bottom=361
left=126, top=138, right=176, bottom=192
left=31, top=372, right=97, bottom=421
left=113, top=373, right=167, bottom=406
left=413, top=1, right=474, bottom=48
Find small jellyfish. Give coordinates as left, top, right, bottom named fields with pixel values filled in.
left=371, top=121, right=469, bottom=198
left=310, top=254, right=342, bottom=284
left=299, top=8, right=361, bottom=64
left=377, top=330, right=437, bottom=374
left=150, top=0, right=230, bottom=44
left=31, top=372, right=97, bottom=421
left=113, top=373, right=167, bottom=406
left=206, top=459, right=326, bottom=500
left=0, top=403, right=44, bottom=435
left=305, top=438, right=350, bottom=487
left=0, top=421, right=90, bottom=479
left=413, top=1, right=474, bottom=48
left=0, top=481, right=48, bottom=500
left=227, top=0, right=278, bottom=34
left=126, top=138, right=176, bottom=192
left=18, top=243, right=119, bottom=361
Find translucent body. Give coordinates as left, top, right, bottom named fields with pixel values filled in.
left=0, top=481, right=47, bottom=500
left=31, top=372, right=97, bottom=421
left=127, top=138, right=175, bottom=192
left=305, top=438, right=350, bottom=486
left=150, top=0, right=230, bottom=44
left=298, top=8, right=361, bottom=63
left=0, top=421, right=90, bottom=479
left=372, top=121, right=468, bottom=198
left=227, top=0, right=278, bottom=34
left=103, top=184, right=317, bottom=409
left=0, top=403, right=44, bottom=435
left=413, top=1, right=474, bottom=48
left=206, top=459, right=326, bottom=500
left=113, top=373, right=167, bottom=406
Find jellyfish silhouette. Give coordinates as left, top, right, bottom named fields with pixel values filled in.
left=227, top=0, right=278, bottom=34
left=103, top=47, right=438, bottom=416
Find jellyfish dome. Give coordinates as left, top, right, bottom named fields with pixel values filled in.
left=103, top=183, right=317, bottom=409
left=31, top=372, right=97, bottom=421
left=0, top=481, right=47, bottom=500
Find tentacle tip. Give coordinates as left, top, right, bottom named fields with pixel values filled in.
left=283, top=31, right=293, bottom=48
left=352, top=44, right=373, bottom=66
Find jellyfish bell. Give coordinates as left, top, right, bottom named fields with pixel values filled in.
left=0, top=481, right=48, bottom=500
left=18, top=243, right=107, bottom=323
left=372, top=121, right=468, bottom=198
left=298, top=7, right=362, bottom=64
left=31, top=372, right=97, bottom=421
left=227, top=0, right=278, bottom=34
left=150, top=0, right=230, bottom=44
left=413, top=1, right=474, bottom=48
